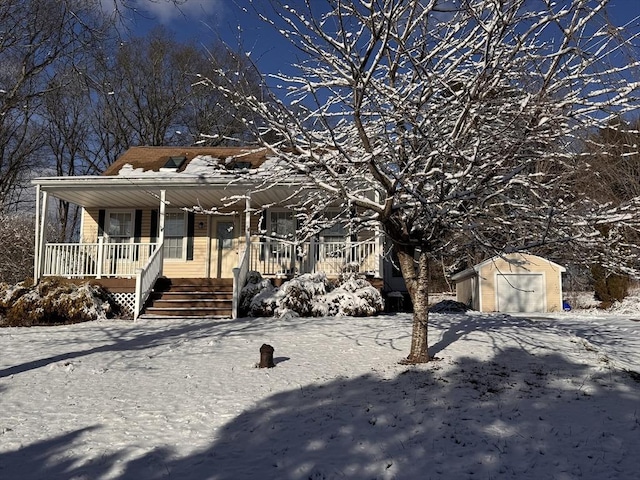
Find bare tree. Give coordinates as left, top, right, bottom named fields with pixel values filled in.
left=89, top=26, right=262, bottom=162
left=42, top=70, right=99, bottom=241
left=0, top=212, right=35, bottom=284
left=578, top=116, right=640, bottom=204
left=210, top=0, right=640, bottom=362
left=0, top=0, right=107, bottom=211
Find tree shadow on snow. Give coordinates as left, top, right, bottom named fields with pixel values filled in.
left=0, top=427, right=124, bottom=480
left=5, top=346, right=638, bottom=479
left=428, top=313, right=552, bottom=357
left=161, top=349, right=639, bottom=480
left=2, top=313, right=639, bottom=479
left=0, top=317, right=274, bottom=379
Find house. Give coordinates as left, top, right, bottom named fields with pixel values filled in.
left=450, top=253, right=566, bottom=313
left=31, top=146, right=385, bottom=319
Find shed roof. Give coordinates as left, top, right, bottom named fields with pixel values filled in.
left=450, top=253, right=566, bottom=282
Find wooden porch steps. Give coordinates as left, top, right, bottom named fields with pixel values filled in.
left=141, top=278, right=233, bottom=318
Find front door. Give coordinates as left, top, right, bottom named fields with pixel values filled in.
left=214, top=221, right=235, bottom=278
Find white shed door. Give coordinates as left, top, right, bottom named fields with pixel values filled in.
left=496, top=274, right=545, bottom=313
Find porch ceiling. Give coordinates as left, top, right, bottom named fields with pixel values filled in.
left=33, top=176, right=308, bottom=209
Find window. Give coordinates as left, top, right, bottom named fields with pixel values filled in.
left=164, top=212, right=186, bottom=259
left=106, top=211, right=134, bottom=260
left=320, top=212, right=347, bottom=257
left=107, top=212, right=133, bottom=243
left=269, top=211, right=295, bottom=238
left=268, top=211, right=295, bottom=256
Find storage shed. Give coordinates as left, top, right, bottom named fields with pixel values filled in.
left=450, top=254, right=566, bottom=313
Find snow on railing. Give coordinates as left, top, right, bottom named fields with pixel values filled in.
left=249, top=238, right=379, bottom=277
left=43, top=240, right=157, bottom=278
left=134, top=243, right=164, bottom=320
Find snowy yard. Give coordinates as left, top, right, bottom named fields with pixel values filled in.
left=0, top=311, right=639, bottom=480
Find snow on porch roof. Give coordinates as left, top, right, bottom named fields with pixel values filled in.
left=101, top=146, right=270, bottom=175
left=450, top=253, right=566, bottom=282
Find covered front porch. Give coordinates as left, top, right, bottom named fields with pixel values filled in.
left=32, top=176, right=383, bottom=320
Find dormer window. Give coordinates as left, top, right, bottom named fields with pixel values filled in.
left=233, top=161, right=251, bottom=170
left=160, top=156, right=186, bottom=172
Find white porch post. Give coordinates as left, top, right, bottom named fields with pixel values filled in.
left=374, top=192, right=384, bottom=278
left=245, top=196, right=251, bottom=265
left=96, top=237, right=104, bottom=279
left=245, top=196, right=251, bottom=246
left=375, top=225, right=384, bottom=279
left=33, top=185, right=41, bottom=283
left=159, top=189, right=166, bottom=247
left=35, top=190, right=49, bottom=282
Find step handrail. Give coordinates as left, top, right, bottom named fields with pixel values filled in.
left=134, top=243, right=163, bottom=320
left=232, top=243, right=251, bottom=319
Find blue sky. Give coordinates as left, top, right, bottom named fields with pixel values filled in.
left=110, top=0, right=640, bottom=78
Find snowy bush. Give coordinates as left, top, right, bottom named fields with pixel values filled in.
left=240, top=271, right=277, bottom=317
left=0, top=277, right=118, bottom=326
left=278, top=273, right=332, bottom=316
left=243, top=272, right=384, bottom=318
left=311, top=274, right=385, bottom=317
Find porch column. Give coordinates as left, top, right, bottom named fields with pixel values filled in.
left=35, top=190, right=49, bottom=282
left=33, top=185, right=41, bottom=283
left=158, top=189, right=166, bottom=247
left=374, top=192, right=384, bottom=278
left=245, top=196, right=251, bottom=248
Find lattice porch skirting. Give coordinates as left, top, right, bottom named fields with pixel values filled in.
left=112, top=292, right=135, bottom=318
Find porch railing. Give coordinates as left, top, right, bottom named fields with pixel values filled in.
left=134, top=243, right=164, bottom=320
left=249, top=238, right=380, bottom=277
left=43, top=239, right=158, bottom=278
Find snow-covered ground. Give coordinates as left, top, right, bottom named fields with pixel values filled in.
left=0, top=309, right=638, bottom=479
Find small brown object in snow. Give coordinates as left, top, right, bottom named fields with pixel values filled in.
left=259, top=344, right=275, bottom=368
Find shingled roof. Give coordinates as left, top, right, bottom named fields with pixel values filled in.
left=101, top=146, right=270, bottom=176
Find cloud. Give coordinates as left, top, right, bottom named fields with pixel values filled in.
left=100, top=0, right=223, bottom=23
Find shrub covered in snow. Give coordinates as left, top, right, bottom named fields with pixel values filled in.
left=278, top=273, right=333, bottom=316
left=0, top=277, right=119, bottom=326
left=240, top=271, right=278, bottom=317
left=312, top=275, right=384, bottom=317
left=243, top=272, right=384, bottom=318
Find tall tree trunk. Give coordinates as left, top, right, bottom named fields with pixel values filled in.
left=396, top=245, right=430, bottom=363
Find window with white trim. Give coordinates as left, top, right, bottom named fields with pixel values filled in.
left=319, top=211, right=347, bottom=257
left=268, top=211, right=295, bottom=256
left=269, top=211, right=295, bottom=238
left=164, top=212, right=186, bottom=259
left=107, top=211, right=133, bottom=243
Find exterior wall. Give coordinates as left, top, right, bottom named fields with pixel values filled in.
left=80, top=208, right=245, bottom=279
left=163, top=213, right=211, bottom=278
left=477, top=254, right=564, bottom=312
left=456, top=277, right=474, bottom=307
left=81, top=208, right=153, bottom=243
left=82, top=208, right=100, bottom=242
left=78, top=206, right=382, bottom=281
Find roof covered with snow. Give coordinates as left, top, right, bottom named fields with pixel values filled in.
left=102, top=146, right=271, bottom=176
left=32, top=145, right=312, bottom=208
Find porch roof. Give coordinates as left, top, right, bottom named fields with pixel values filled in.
left=31, top=175, right=309, bottom=209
